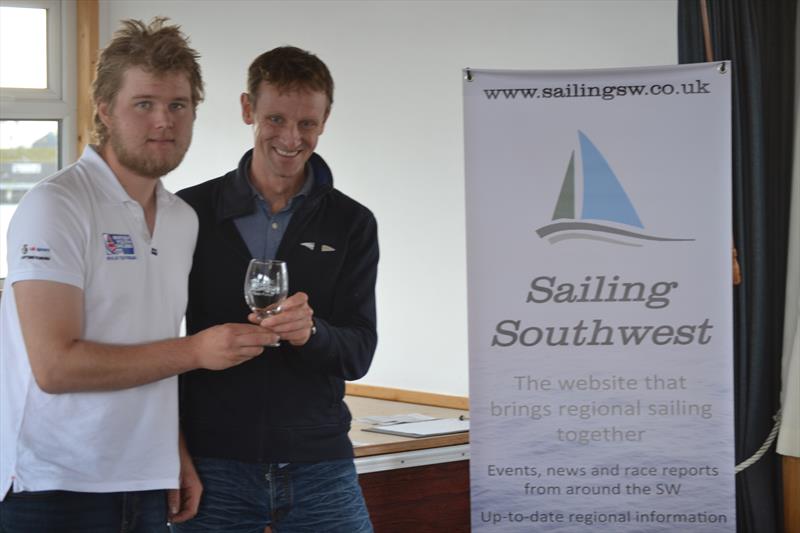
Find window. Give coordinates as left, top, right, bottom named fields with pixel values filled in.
left=0, top=0, right=75, bottom=278
left=0, top=5, right=48, bottom=89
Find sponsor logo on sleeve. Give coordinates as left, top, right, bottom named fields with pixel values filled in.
left=20, top=244, right=51, bottom=261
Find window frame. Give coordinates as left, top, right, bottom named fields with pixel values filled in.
left=1, top=0, right=77, bottom=281
left=0, top=0, right=77, bottom=163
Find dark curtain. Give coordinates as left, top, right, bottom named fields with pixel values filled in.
left=678, top=1, right=796, bottom=532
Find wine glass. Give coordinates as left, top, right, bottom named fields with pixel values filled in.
left=244, top=259, right=288, bottom=346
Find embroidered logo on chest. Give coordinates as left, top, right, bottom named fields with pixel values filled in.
left=300, top=242, right=336, bottom=252
left=103, top=233, right=137, bottom=260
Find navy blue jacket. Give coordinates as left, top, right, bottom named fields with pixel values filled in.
left=177, top=150, right=378, bottom=462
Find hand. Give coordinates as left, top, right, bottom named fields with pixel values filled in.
left=251, top=292, right=315, bottom=346
left=167, top=438, right=203, bottom=524
left=189, top=323, right=279, bottom=370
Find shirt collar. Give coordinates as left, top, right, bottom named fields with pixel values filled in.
left=247, top=163, right=314, bottom=204
left=218, top=149, right=332, bottom=222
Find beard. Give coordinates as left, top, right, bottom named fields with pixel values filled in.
left=108, top=129, right=191, bottom=179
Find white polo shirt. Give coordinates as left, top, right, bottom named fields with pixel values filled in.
left=0, top=146, right=198, bottom=498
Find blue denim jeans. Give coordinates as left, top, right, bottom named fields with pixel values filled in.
left=0, top=489, right=169, bottom=533
left=172, top=457, right=372, bottom=533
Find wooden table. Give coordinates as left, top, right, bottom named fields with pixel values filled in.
left=347, top=395, right=471, bottom=533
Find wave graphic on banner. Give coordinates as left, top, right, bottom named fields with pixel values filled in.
left=536, top=131, right=694, bottom=246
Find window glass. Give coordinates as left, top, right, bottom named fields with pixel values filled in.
left=0, top=6, right=48, bottom=89
left=1, top=120, right=59, bottom=278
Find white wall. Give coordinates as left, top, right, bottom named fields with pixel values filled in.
left=100, top=0, right=677, bottom=396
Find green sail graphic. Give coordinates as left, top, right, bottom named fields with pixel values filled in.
left=552, top=150, right=575, bottom=220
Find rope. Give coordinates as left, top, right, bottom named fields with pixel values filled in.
left=735, top=409, right=782, bottom=473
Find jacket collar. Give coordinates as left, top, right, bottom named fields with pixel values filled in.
left=217, top=149, right=333, bottom=222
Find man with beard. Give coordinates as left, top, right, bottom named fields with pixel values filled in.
left=0, top=19, right=277, bottom=532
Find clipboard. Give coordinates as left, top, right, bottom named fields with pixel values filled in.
left=362, top=418, right=469, bottom=438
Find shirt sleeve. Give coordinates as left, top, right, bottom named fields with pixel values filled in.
left=6, top=182, right=87, bottom=289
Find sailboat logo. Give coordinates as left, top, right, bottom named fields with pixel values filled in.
left=536, top=131, right=694, bottom=246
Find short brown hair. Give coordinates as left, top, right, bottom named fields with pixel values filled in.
left=91, top=17, right=204, bottom=145
left=247, top=46, right=334, bottom=110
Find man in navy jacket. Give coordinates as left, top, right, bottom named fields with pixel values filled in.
left=175, top=47, right=378, bottom=532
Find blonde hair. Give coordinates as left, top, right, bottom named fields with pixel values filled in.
left=91, top=17, right=204, bottom=145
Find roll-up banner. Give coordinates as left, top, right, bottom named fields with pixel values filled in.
left=464, top=63, right=734, bottom=532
